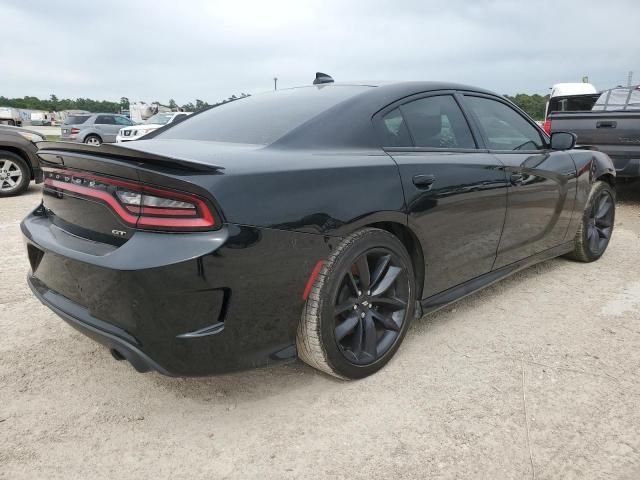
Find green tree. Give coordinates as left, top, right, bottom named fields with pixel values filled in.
left=504, top=93, right=550, bottom=120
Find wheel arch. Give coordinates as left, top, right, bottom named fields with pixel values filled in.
left=597, top=172, right=615, bottom=187
left=83, top=133, right=102, bottom=143
left=365, top=221, right=425, bottom=301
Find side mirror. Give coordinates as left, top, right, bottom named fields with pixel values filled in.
left=550, top=131, right=577, bottom=150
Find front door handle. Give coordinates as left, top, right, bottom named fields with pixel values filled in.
left=596, top=121, right=617, bottom=128
left=413, top=174, right=436, bottom=189
left=510, top=173, right=525, bottom=186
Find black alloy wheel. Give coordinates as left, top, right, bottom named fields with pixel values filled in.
left=333, top=249, right=409, bottom=365
left=297, top=228, right=416, bottom=379
left=567, top=180, right=616, bottom=262
left=586, top=189, right=614, bottom=255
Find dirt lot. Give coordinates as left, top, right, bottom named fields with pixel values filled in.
left=1, top=183, right=640, bottom=479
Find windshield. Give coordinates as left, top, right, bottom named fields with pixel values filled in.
left=155, top=85, right=371, bottom=145
left=145, top=113, right=174, bottom=125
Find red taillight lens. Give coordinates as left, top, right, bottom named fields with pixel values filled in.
left=543, top=119, right=551, bottom=135
left=70, top=127, right=80, bottom=135
left=43, top=168, right=217, bottom=231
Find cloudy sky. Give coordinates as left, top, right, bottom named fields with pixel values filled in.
left=2, top=0, right=638, bottom=104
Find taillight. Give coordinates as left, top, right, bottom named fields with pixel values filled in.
left=70, top=127, right=80, bottom=135
left=43, top=168, right=217, bottom=231
left=543, top=119, right=551, bottom=135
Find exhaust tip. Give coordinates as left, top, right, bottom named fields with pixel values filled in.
left=110, top=348, right=126, bottom=361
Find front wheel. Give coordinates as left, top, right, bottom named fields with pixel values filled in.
left=566, top=180, right=615, bottom=262
left=297, top=228, right=416, bottom=379
left=0, top=151, right=30, bottom=196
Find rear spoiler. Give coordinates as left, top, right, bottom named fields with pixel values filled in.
left=36, top=141, right=224, bottom=173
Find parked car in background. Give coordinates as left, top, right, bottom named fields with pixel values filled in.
left=116, top=112, right=191, bottom=142
left=548, top=85, right=640, bottom=178
left=60, top=113, right=134, bottom=145
left=0, top=107, right=23, bottom=126
left=0, top=125, right=44, bottom=196
left=23, top=77, right=616, bottom=379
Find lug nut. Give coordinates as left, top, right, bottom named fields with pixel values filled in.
left=360, top=312, right=365, bottom=318
left=353, top=305, right=358, bottom=310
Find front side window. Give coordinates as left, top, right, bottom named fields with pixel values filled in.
left=400, top=95, right=476, bottom=149
left=115, top=115, right=133, bottom=125
left=465, top=96, right=545, bottom=151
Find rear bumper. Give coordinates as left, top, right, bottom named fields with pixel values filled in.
left=28, top=275, right=173, bottom=375
left=21, top=208, right=330, bottom=376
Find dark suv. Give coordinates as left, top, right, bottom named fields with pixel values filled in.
left=0, top=125, right=44, bottom=196
left=60, top=113, right=134, bottom=145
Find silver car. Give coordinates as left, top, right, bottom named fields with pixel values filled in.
left=60, top=113, right=134, bottom=145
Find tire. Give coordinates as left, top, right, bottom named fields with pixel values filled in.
left=566, top=180, right=615, bottom=262
left=297, top=228, right=416, bottom=379
left=0, top=150, right=30, bottom=197
left=7, top=120, right=15, bottom=126
left=84, top=135, right=102, bottom=146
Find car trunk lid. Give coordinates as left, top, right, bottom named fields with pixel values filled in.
left=37, top=141, right=225, bottom=244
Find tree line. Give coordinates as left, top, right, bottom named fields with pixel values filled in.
left=503, top=93, right=550, bottom=120
left=0, top=93, right=250, bottom=114
left=1, top=92, right=550, bottom=119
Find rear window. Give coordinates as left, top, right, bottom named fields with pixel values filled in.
left=64, top=115, right=90, bottom=125
left=156, top=86, right=371, bottom=145
left=547, top=95, right=598, bottom=115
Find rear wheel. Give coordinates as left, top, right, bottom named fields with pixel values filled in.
left=84, top=135, right=102, bottom=146
left=0, top=151, right=30, bottom=196
left=297, top=228, right=416, bottom=379
left=566, top=180, right=615, bottom=262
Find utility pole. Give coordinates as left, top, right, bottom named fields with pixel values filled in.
left=628, top=71, right=634, bottom=87
left=274, top=77, right=278, bottom=91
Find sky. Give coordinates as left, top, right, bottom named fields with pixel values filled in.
left=1, top=0, right=639, bottom=104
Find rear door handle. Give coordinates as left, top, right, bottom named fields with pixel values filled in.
left=596, top=121, right=617, bottom=128
left=412, top=174, right=436, bottom=189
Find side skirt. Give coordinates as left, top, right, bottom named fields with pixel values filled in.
left=421, top=241, right=574, bottom=315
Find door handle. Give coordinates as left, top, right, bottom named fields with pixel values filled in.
left=510, top=173, right=525, bottom=186
left=596, top=121, right=617, bottom=128
left=412, top=174, right=436, bottom=189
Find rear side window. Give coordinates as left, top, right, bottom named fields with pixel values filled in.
left=156, top=86, right=371, bottom=145
left=464, top=96, right=545, bottom=151
left=95, top=115, right=115, bottom=125
left=64, top=115, right=89, bottom=125
left=400, top=95, right=476, bottom=149
left=380, top=108, right=412, bottom=147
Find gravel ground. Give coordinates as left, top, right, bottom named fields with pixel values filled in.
left=1, top=183, right=640, bottom=479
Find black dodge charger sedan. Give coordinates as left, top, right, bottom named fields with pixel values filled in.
left=22, top=75, right=616, bottom=379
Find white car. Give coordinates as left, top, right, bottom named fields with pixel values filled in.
left=116, top=112, right=191, bottom=142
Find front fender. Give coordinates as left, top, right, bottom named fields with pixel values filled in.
left=564, top=148, right=616, bottom=240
